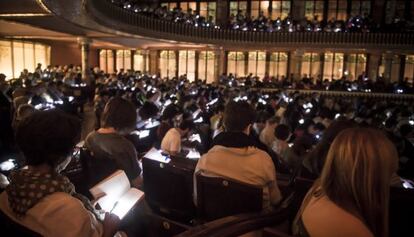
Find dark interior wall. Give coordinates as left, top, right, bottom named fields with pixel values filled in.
left=49, top=41, right=98, bottom=67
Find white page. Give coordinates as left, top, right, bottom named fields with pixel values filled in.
left=111, top=188, right=144, bottom=219
left=89, top=170, right=130, bottom=213
left=186, top=149, right=201, bottom=159
left=144, top=147, right=170, bottom=163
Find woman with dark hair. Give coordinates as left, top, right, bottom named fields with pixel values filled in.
left=0, top=110, right=119, bottom=237
left=85, top=97, right=142, bottom=188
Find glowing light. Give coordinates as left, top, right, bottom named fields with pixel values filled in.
left=139, top=130, right=150, bottom=139
left=194, top=117, right=203, bottom=123
left=189, top=134, right=202, bottom=143
left=0, top=13, right=51, bottom=17
left=0, top=159, right=17, bottom=171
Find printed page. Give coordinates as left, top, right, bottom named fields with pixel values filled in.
left=89, top=170, right=130, bottom=213
left=111, top=188, right=145, bottom=219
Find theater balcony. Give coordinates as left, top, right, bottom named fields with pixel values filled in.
left=85, top=0, right=414, bottom=50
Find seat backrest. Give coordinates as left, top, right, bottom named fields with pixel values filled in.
left=286, top=177, right=314, bottom=222
left=142, top=157, right=196, bottom=222
left=63, top=147, right=117, bottom=199
left=0, top=209, right=42, bottom=237
left=196, top=175, right=263, bottom=222
left=389, top=186, right=414, bottom=237
left=146, top=211, right=191, bottom=237
left=81, top=148, right=118, bottom=188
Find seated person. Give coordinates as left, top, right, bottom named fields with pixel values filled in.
left=292, top=128, right=398, bottom=237
left=195, top=101, right=282, bottom=211
left=160, top=119, right=193, bottom=156
left=301, top=120, right=356, bottom=179
left=271, top=124, right=291, bottom=163
left=260, top=116, right=280, bottom=148
left=12, top=104, right=35, bottom=130
left=85, top=97, right=142, bottom=188
left=0, top=109, right=119, bottom=237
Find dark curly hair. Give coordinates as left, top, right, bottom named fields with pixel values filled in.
left=16, top=109, right=81, bottom=168
left=223, top=101, right=256, bottom=132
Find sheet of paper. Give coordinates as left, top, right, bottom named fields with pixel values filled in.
left=144, top=147, right=170, bottom=163
left=186, top=149, right=201, bottom=159
left=89, top=170, right=130, bottom=213
left=111, top=188, right=144, bottom=219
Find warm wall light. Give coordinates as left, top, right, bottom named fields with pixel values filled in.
left=0, top=13, right=51, bottom=17
left=35, top=0, right=52, bottom=13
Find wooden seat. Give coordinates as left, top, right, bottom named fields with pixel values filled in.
left=389, top=186, right=414, bottom=237
left=196, top=175, right=263, bottom=222
left=63, top=147, right=117, bottom=199
left=263, top=227, right=295, bottom=237
left=142, top=157, right=196, bottom=222
left=146, top=211, right=191, bottom=237
left=0, top=209, right=41, bottom=237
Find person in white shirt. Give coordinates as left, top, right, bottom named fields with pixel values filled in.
left=195, top=101, right=282, bottom=211
left=260, top=116, right=280, bottom=148
left=161, top=119, right=192, bottom=156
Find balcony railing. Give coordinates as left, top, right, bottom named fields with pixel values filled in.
left=88, top=0, right=414, bottom=48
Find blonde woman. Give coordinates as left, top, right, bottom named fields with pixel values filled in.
left=293, top=128, right=398, bottom=237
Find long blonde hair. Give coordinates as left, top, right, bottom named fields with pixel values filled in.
left=316, top=128, right=398, bottom=237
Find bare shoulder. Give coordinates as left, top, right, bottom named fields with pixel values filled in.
left=302, top=196, right=373, bottom=237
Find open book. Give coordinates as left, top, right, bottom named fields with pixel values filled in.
left=144, top=147, right=171, bottom=163
left=89, top=170, right=144, bottom=219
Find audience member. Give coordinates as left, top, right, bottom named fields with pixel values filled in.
left=161, top=119, right=193, bottom=156
left=195, top=101, right=282, bottom=211
left=85, top=97, right=142, bottom=188
left=260, top=116, right=280, bottom=148
left=0, top=110, right=120, bottom=237
left=293, top=128, right=398, bottom=237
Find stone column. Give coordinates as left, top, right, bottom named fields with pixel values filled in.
left=367, top=52, right=381, bottom=81
left=142, top=49, right=149, bottom=73
left=372, top=0, right=387, bottom=24
left=214, top=48, right=225, bottom=84
left=383, top=52, right=393, bottom=83
left=215, top=0, right=229, bottom=27
left=77, top=37, right=91, bottom=81
left=291, top=0, right=305, bottom=20
left=148, top=49, right=159, bottom=75
left=289, top=50, right=304, bottom=82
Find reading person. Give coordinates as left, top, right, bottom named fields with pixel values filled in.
left=86, top=97, right=142, bottom=188
left=160, top=119, right=193, bottom=156
left=0, top=110, right=120, bottom=237
left=195, top=101, right=282, bottom=211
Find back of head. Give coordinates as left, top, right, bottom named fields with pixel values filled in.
left=306, top=120, right=357, bottom=174
left=101, top=97, right=137, bottom=134
left=274, top=124, right=290, bottom=141
left=223, top=101, right=256, bottom=132
left=320, top=128, right=398, bottom=237
left=16, top=109, right=81, bottom=169
left=267, top=116, right=281, bottom=125
left=16, top=104, right=35, bottom=121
